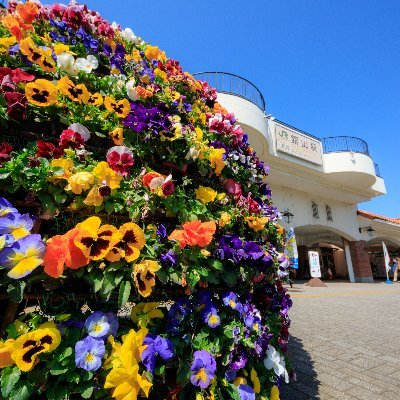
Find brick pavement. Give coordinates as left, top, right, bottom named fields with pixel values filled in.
left=280, top=281, right=400, bottom=400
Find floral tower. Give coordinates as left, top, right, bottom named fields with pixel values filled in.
left=0, top=1, right=292, bottom=399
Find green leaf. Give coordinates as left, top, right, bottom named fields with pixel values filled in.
left=210, top=259, right=223, bottom=270
left=50, top=366, right=69, bottom=376
left=46, top=384, right=68, bottom=400
left=81, top=384, right=94, bottom=399
left=9, top=381, right=33, bottom=400
left=118, top=281, right=131, bottom=308
left=176, top=360, right=191, bottom=386
left=1, top=367, right=21, bottom=398
left=225, top=384, right=241, bottom=400
left=7, top=281, right=26, bottom=303
left=222, top=269, right=237, bottom=286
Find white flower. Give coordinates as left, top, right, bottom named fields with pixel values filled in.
left=69, top=123, right=91, bottom=142
left=111, top=21, right=119, bottom=30
left=75, top=55, right=98, bottom=73
left=263, top=345, right=289, bottom=383
left=57, top=52, right=78, bottom=76
left=121, top=27, right=138, bottom=43
left=185, top=147, right=199, bottom=160
left=126, top=79, right=138, bottom=101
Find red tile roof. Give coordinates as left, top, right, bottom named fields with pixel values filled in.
left=358, top=210, right=400, bottom=225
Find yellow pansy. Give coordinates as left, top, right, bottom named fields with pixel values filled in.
left=53, top=43, right=70, bottom=55
left=144, top=45, right=166, bottom=61
left=133, top=260, right=160, bottom=297
left=131, top=302, right=164, bottom=328
left=218, top=212, right=231, bottom=227
left=50, top=158, right=74, bottom=181
left=65, top=171, right=94, bottom=194
left=154, top=68, right=167, bottom=82
left=104, top=328, right=152, bottom=400
left=209, top=147, right=226, bottom=175
left=74, top=216, right=120, bottom=261
left=195, top=186, right=217, bottom=204
left=250, top=368, right=260, bottom=394
left=245, top=216, right=269, bottom=232
left=233, top=377, right=247, bottom=386
left=83, top=162, right=122, bottom=206
left=0, top=36, right=16, bottom=54
left=11, top=322, right=61, bottom=372
left=270, top=385, right=280, bottom=400
left=0, top=339, right=15, bottom=368
left=276, top=224, right=284, bottom=235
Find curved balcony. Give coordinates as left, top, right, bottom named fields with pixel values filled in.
left=193, top=72, right=266, bottom=111
left=322, top=136, right=369, bottom=155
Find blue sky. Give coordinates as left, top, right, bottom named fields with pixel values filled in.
left=46, top=0, right=399, bottom=216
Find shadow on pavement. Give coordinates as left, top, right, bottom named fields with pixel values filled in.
left=280, top=336, right=320, bottom=400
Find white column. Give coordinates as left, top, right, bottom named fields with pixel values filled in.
left=343, top=239, right=355, bottom=283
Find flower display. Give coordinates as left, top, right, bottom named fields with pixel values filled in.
left=0, top=1, right=292, bottom=399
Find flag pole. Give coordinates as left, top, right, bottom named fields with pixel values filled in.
left=383, top=241, right=393, bottom=285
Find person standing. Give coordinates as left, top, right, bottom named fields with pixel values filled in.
left=393, top=256, right=400, bottom=282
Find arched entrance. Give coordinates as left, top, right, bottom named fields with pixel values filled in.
left=293, top=225, right=357, bottom=281
left=365, top=237, right=400, bottom=279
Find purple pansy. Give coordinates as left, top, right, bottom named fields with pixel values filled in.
left=156, top=224, right=167, bottom=243
left=238, top=384, right=255, bottom=400
left=0, top=212, right=33, bottom=240
left=75, top=335, right=105, bottom=371
left=0, top=198, right=17, bottom=217
left=141, top=334, right=175, bottom=372
left=201, top=303, right=220, bottom=328
left=159, top=250, right=178, bottom=267
left=85, top=311, right=118, bottom=339
left=190, top=350, right=216, bottom=389
left=223, top=292, right=238, bottom=309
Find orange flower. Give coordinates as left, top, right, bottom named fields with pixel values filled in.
left=43, top=228, right=89, bottom=278
left=2, top=15, right=24, bottom=42
left=168, top=220, right=216, bottom=249
left=136, top=86, right=153, bottom=100
left=16, top=1, right=39, bottom=24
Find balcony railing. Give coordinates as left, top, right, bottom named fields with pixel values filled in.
left=321, top=136, right=370, bottom=156
left=193, top=72, right=266, bottom=111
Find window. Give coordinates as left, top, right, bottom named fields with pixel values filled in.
left=326, top=204, right=333, bottom=221
left=311, top=201, right=319, bottom=219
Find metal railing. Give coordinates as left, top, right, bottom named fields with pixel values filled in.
left=193, top=72, right=266, bottom=111
left=321, top=136, right=370, bottom=156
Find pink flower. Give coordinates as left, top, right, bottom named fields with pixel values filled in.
left=106, top=146, right=134, bottom=176
left=224, top=179, right=242, bottom=196
left=97, top=21, right=114, bottom=39
left=59, top=129, right=85, bottom=149
left=59, top=123, right=90, bottom=149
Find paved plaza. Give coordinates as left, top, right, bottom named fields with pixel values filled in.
left=280, top=281, right=400, bottom=400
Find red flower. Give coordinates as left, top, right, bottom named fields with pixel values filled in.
left=36, top=140, right=64, bottom=159
left=4, top=92, right=27, bottom=120
left=11, top=68, right=35, bottom=83
left=0, top=142, right=12, bottom=164
left=106, top=146, right=134, bottom=176
left=0, top=74, right=15, bottom=92
left=59, top=129, right=85, bottom=149
left=162, top=180, right=175, bottom=196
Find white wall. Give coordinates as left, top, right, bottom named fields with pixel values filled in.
left=270, top=183, right=360, bottom=241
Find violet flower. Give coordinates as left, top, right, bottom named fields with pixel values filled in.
left=141, top=334, right=175, bottom=372
left=190, top=350, right=216, bottom=389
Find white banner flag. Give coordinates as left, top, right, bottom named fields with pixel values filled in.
left=383, top=241, right=391, bottom=272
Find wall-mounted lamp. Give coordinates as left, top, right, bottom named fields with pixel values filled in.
left=359, top=226, right=375, bottom=237
left=282, top=209, right=294, bottom=224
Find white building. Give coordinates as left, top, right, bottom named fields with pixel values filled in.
left=194, top=72, right=400, bottom=282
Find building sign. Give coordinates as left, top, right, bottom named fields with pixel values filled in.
left=275, top=123, right=323, bottom=165
left=308, top=251, right=321, bottom=278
